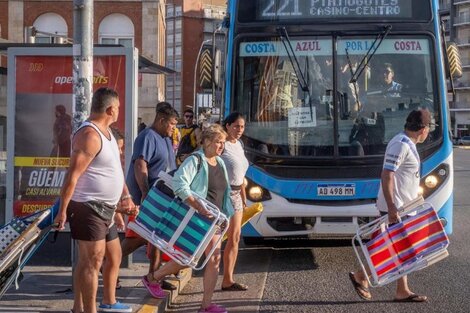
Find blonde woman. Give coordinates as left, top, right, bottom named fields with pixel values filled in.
left=220, top=112, right=249, bottom=291
left=150, top=123, right=234, bottom=313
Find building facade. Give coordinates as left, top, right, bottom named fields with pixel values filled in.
left=165, top=0, right=226, bottom=116
left=0, top=0, right=168, bottom=125
left=449, top=0, right=470, bottom=137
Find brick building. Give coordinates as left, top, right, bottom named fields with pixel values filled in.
left=165, top=0, right=226, bottom=116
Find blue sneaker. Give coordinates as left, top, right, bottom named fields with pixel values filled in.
left=97, top=301, right=132, bottom=313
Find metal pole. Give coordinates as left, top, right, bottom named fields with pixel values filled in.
left=73, top=0, right=93, bottom=131
left=71, top=0, right=93, bottom=273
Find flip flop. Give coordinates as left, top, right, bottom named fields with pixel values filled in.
left=394, top=293, right=428, bottom=302
left=221, top=282, right=248, bottom=291
left=348, top=272, right=372, bottom=301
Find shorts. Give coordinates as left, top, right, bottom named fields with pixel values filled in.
left=106, top=223, right=119, bottom=242
left=229, top=190, right=244, bottom=212
left=125, top=215, right=142, bottom=238
left=67, top=200, right=112, bottom=241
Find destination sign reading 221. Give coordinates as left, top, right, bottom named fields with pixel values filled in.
left=258, top=0, right=412, bottom=19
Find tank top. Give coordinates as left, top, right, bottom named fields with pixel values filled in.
left=72, top=121, right=124, bottom=206
left=206, top=162, right=227, bottom=210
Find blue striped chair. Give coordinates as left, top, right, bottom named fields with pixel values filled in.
left=129, top=184, right=229, bottom=270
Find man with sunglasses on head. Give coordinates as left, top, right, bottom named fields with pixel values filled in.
left=176, top=108, right=201, bottom=165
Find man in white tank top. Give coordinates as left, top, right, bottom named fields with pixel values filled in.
left=54, top=88, right=135, bottom=313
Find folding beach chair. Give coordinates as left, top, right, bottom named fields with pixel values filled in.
left=128, top=177, right=229, bottom=270
left=0, top=202, right=59, bottom=299
left=352, top=197, right=449, bottom=287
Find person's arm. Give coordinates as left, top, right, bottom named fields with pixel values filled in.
left=381, top=169, right=399, bottom=224
left=134, top=158, right=150, bottom=202
left=54, top=127, right=101, bottom=230
left=119, top=183, right=137, bottom=215
left=241, top=179, right=247, bottom=208
left=114, top=213, right=126, bottom=231
left=173, top=155, right=209, bottom=216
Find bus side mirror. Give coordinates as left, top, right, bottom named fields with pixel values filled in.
left=214, top=48, right=222, bottom=88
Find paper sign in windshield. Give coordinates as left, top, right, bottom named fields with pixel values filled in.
left=288, top=107, right=317, bottom=128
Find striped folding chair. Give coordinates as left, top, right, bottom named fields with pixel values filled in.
left=128, top=184, right=229, bottom=270
left=352, top=197, right=449, bottom=287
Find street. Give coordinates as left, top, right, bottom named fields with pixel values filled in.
left=1, top=148, right=469, bottom=313
left=169, top=147, right=470, bottom=313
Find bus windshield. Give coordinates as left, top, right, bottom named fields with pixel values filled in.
left=234, top=35, right=440, bottom=158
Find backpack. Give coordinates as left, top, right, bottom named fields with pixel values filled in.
left=176, top=126, right=198, bottom=161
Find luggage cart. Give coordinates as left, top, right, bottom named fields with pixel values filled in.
left=352, top=197, right=449, bottom=287
left=128, top=181, right=229, bottom=270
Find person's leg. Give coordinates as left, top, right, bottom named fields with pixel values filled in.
left=148, top=245, right=161, bottom=273
left=222, top=209, right=244, bottom=288
left=76, top=239, right=106, bottom=313
left=142, top=259, right=184, bottom=298
left=396, top=275, right=411, bottom=298
left=72, top=278, right=83, bottom=313
left=201, top=235, right=222, bottom=310
left=353, top=268, right=369, bottom=287
left=151, top=260, right=185, bottom=282
left=102, top=237, right=121, bottom=305
left=120, top=236, right=146, bottom=259
left=394, top=275, right=427, bottom=301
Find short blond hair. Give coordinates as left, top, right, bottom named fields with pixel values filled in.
left=201, top=123, right=227, bottom=145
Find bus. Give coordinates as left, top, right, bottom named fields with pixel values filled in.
left=217, top=0, right=456, bottom=239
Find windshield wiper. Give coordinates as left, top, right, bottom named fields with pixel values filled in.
left=277, top=27, right=314, bottom=119
left=348, top=25, right=392, bottom=84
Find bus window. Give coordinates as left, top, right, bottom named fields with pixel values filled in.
left=337, top=36, right=440, bottom=156
left=236, top=37, right=334, bottom=157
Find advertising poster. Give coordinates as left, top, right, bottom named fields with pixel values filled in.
left=13, top=55, right=126, bottom=217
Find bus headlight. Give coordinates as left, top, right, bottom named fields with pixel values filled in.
left=420, top=164, right=449, bottom=198
left=424, top=175, right=438, bottom=188
left=245, top=178, right=272, bottom=202
left=248, top=186, right=263, bottom=201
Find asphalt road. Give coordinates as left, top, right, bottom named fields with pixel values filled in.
left=171, top=147, right=470, bottom=313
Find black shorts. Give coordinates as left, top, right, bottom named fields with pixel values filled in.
left=106, top=224, right=119, bottom=242
left=67, top=200, right=112, bottom=241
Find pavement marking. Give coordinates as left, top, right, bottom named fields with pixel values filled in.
left=0, top=306, right=46, bottom=312
left=137, top=298, right=160, bottom=313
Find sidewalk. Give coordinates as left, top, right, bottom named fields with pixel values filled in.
left=0, top=247, right=192, bottom=313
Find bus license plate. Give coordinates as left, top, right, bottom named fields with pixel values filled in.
left=317, top=184, right=355, bottom=196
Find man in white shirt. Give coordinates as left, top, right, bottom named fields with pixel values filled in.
left=349, top=109, right=433, bottom=303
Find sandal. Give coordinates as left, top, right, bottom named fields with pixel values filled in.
left=221, top=282, right=248, bottom=291
left=348, top=272, right=372, bottom=301
left=394, top=293, right=428, bottom=302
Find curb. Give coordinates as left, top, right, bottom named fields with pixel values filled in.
left=133, top=268, right=192, bottom=313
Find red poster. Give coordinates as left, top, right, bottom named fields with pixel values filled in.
left=13, top=55, right=127, bottom=216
